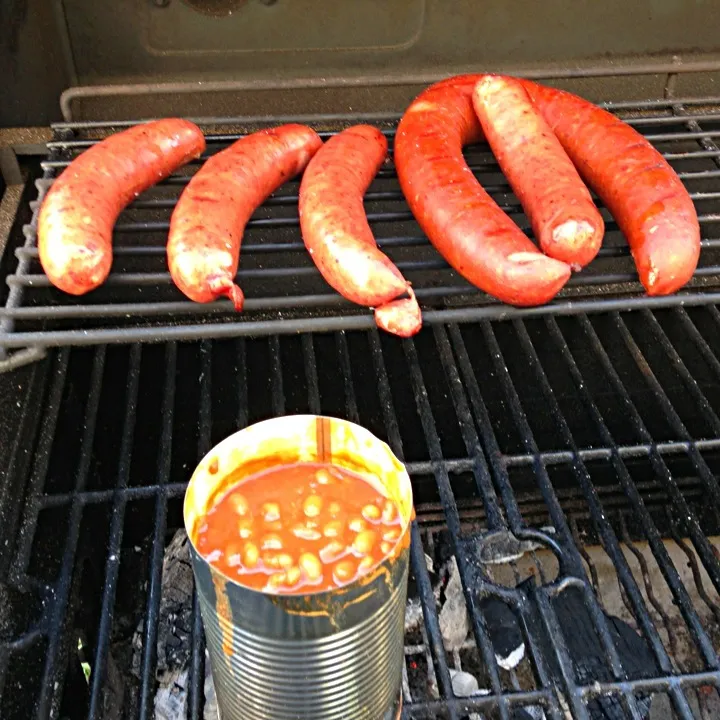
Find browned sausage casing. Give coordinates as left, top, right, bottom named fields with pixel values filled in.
left=168, top=124, right=322, bottom=309
left=472, top=75, right=604, bottom=269
left=38, top=119, right=206, bottom=295
left=520, top=79, right=700, bottom=294
left=299, top=125, right=422, bottom=337
left=432, top=74, right=700, bottom=295
left=395, top=81, right=572, bottom=306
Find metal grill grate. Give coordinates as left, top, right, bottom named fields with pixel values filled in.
left=1, top=309, right=720, bottom=718
left=4, top=97, right=720, bottom=370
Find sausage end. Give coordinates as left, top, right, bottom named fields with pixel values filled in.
left=207, top=275, right=245, bottom=311
left=374, top=288, right=422, bottom=337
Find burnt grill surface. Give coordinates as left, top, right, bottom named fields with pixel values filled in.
left=1, top=314, right=720, bottom=718
left=3, top=97, right=720, bottom=367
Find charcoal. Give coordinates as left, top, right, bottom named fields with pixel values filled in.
left=478, top=596, right=525, bottom=670
left=156, top=530, right=194, bottom=679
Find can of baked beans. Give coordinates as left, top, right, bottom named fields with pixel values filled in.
left=184, top=415, right=413, bottom=720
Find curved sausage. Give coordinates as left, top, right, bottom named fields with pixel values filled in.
left=395, top=82, right=571, bottom=306
left=520, top=79, right=700, bottom=295
left=168, top=124, right=322, bottom=309
left=299, top=125, right=422, bottom=337
left=38, top=119, right=206, bottom=295
left=432, top=74, right=700, bottom=295
left=472, top=75, right=604, bottom=269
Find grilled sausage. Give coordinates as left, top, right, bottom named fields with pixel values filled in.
left=168, top=124, right=322, bottom=309
left=38, top=119, right=205, bottom=296
left=472, top=75, right=604, bottom=269
left=299, top=125, right=422, bottom=337
left=395, top=81, right=571, bottom=306
left=520, top=79, right=700, bottom=295
left=431, top=74, right=700, bottom=295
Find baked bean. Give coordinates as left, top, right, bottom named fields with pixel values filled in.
left=315, top=468, right=333, bottom=485
left=285, top=566, right=302, bottom=587
left=197, top=462, right=406, bottom=594
left=381, top=499, right=397, bottom=524
left=303, top=494, right=323, bottom=518
left=333, top=560, right=356, bottom=583
left=292, top=523, right=322, bottom=541
left=361, top=504, right=381, bottom=522
left=263, top=552, right=282, bottom=569
left=238, top=517, right=254, bottom=539
left=277, top=553, right=294, bottom=569
left=319, top=540, right=345, bottom=564
left=323, top=520, right=343, bottom=538
left=266, top=572, right=287, bottom=590
left=261, top=534, right=283, bottom=551
left=226, top=542, right=241, bottom=567
left=353, top=530, right=378, bottom=556
left=299, top=552, right=323, bottom=581
left=261, top=502, right=281, bottom=523
left=348, top=517, right=367, bottom=533
left=229, top=492, right=250, bottom=516
left=382, top=528, right=400, bottom=543
left=242, top=541, right=259, bottom=568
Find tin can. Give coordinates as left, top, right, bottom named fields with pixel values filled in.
left=184, top=415, right=413, bottom=720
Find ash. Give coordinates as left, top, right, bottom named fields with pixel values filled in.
left=130, top=530, right=219, bottom=720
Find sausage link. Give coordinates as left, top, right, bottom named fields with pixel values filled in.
left=520, top=79, right=700, bottom=295
left=299, top=125, right=421, bottom=337
left=472, top=75, right=604, bottom=269
left=38, top=119, right=205, bottom=295
left=430, top=74, right=700, bottom=295
left=168, top=124, right=322, bottom=309
left=395, top=82, right=571, bottom=306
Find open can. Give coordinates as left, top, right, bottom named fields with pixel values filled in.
left=184, top=415, right=414, bottom=720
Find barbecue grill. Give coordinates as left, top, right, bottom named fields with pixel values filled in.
left=3, top=3, right=720, bottom=719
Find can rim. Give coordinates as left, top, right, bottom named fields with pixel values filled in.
left=183, top=414, right=413, bottom=599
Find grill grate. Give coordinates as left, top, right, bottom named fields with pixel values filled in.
left=1, top=309, right=720, bottom=718
left=4, top=97, right=720, bottom=370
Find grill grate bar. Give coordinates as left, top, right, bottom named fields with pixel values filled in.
left=666, top=511, right=720, bottom=625
left=38, top=347, right=105, bottom=718
left=577, top=315, right=719, bottom=668
left=189, top=341, right=212, bottom=720
left=542, top=317, right=702, bottom=717
left=301, top=335, right=321, bottom=416
left=138, top=344, right=176, bottom=720
left=10, top=259, right=720, bottom=296
left=431, top=325, right=505, bottom=531
left=403, top=335, right=515, bottom=719
left=364, top=330, right=459, bottom=719
left=87, top=345, right=141, bottom=720
left=431, top=325, right=569, bottom=719
left=479, top=321, right=586, bottom=576
left=513, top=318, right=672, bottom=718
left=611, top=312, right=720, bottom=595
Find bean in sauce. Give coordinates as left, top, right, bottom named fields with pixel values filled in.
left=194, top=462, right=403, bottom=594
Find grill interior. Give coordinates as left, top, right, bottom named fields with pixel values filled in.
left=3, top=96, right=720, bottom=367
left=2, top=309, right=720, bottom=718
left=2, top=80, right=720, bottom=720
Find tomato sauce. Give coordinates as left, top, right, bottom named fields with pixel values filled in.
left=194, top=462, right=403, bottom=594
